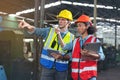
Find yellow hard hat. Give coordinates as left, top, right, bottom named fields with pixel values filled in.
left=57, top=9, right=73, bottom=21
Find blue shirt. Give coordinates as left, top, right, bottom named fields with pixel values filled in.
left=63, top=35, right=105, bottom=61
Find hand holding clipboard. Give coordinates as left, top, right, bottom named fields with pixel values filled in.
left=81, top=42, right=101, bottom=60
left=82, top=42, right=101, bottom=52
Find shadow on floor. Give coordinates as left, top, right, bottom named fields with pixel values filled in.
left=97, top=66, right=120, bottom=80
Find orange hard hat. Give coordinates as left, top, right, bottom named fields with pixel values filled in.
left=75, top=14, right=91, bottom=23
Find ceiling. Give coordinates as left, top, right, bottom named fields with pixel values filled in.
left=0, top=0, right=120, bottom=45
left=0, top=0, right=120, bottom=24
left=0, top=0, right=34, bottom=14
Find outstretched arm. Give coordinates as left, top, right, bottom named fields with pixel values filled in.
left=18, top=20, right=35, bottom=32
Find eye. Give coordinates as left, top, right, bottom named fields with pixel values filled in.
left=77, top=24, right=82, bottom=27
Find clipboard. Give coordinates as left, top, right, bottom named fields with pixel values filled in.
left=47, top=49, right=60, bottom=55
left=82, top=42, right=101, bottom=52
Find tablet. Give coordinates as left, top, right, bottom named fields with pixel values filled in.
left=47, top=49, right=60, bottom=54
left=82, top=42, right=101, bottom=52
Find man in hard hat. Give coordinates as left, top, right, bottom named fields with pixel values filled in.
left=18, top=9, right=74, bottom=80
left=57, top=14, right=105, bottom=80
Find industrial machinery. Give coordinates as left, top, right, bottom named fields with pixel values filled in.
left=0, top=30, right=36, bottom=80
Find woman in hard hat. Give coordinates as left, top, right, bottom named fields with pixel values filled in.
left=57, top=14, right=105, bottom=80
left=18, top=9, right=74, bottom=80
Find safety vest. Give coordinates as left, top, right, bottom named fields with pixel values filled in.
left=71, top=35, right=97, bottom=80
left=40, top=28, right=74, bottom=71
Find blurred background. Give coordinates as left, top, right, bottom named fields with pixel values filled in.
left=0, top=0, right=120, bottom=80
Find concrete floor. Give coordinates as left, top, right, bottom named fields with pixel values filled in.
left=97, top=66, right=120, bottom=80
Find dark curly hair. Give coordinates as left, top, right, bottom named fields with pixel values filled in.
left=83, top=22, right=97, bottom=34
left=87, top=26, right=97, bottom=34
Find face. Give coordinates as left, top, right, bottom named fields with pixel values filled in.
left=58, top=18, right=69, bottom=29
left=76, top=22, right=88, bottom=35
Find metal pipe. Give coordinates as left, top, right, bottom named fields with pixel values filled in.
left=114, top=7, right=118, bottom=49
left=34, top=0, right=40, bottom=80
left=40, top=0, right=45, bottom=27
left=38, top=0, right=45, bottom=80
left=93, top=0, right=97, bottom=27
left=115, top=24, right=117, bottom=49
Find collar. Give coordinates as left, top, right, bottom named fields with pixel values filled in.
left=60, top=30, right=68, bottom=36
left=80, top=35, right=93, bottom=41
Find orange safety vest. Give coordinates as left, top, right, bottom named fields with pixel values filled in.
left=71, top=35, right=97, bottom=80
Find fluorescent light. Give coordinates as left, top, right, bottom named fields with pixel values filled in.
left=16, top=8, right=35, bottom=15
left=15, top=0, right=120, bottom=16
left=8, top=14, right=17, bottom=17
left=61, top=1, right=72, bottom=5
left=0, top=11, right=8, bottom=15
left=10, top=0, right=119, bottom=24
left=45, top=1, right=61, bottom=8
left=73, top=2, right=86, bottom=6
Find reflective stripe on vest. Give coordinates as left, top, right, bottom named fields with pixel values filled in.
left=44, top=28, right=56, bottom=49
left=41, top=54, right=68, bottom=64
left=41, top=54, right=55, bottom=61
left=72, top=66, right=97, bottom=73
